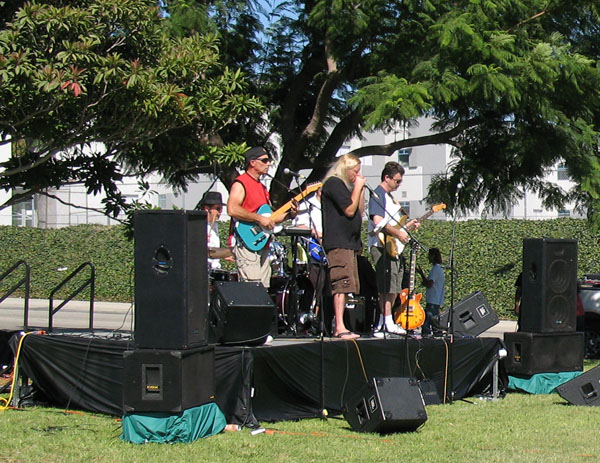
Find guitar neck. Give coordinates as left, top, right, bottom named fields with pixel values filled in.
left=418, top=208, right=437, bottom=222
left=270, top=200, right=294, bottom=222
left=408, top=242, right=418, bottom=296
left=270, top=183, right=322, bottom=222
left=404, top=207, right=437, bottom=232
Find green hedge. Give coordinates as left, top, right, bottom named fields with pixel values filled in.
left=0, top=225, right=134, bottom=303
left=0, top=218, right=597, bottom=319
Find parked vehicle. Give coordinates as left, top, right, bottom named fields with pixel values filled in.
left=579, top=274, right=600, bottom=358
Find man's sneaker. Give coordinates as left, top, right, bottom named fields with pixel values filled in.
left=385, top=324, right=407, bottom=335
left=373, top=327, right=385, bottom=338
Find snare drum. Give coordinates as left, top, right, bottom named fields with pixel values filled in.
left=209, top=269, right=231, bottom=282
left=209, top=269, right=231, bottom=294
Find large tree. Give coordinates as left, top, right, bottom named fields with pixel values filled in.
left=167, top=0, right=600, bottom=224
left=0, top=0, right=262, bottom=218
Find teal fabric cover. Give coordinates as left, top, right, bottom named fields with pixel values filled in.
left=508, top=371, right=582, bottom=395
left=121, top=402, right=227, bottom=444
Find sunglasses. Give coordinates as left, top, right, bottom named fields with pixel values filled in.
left=255, top=157, right=271, bottom=164
left=390, top=177, right=402, bottom=184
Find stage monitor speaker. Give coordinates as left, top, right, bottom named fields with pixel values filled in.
left=521, top=238, right=577, bottom=333
left=343, top=377, right=427, bottom=434
left=557, top=366, right=600, bottom=406
left=122, top=345, right=215, bottom=413
left=134, top=210, right=208, bottom=349
left=209, top=281, right=275, bottom=346
left=435, top=291, right=498, bottom=337
left=503, top=331, right=584, bottom=376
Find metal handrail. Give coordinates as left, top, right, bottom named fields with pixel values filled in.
left=48, top=262, right=95, bottom=332
left=0, top=260, right=30, bottom=328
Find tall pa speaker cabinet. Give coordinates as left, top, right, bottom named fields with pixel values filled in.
left=134, top=210, right=208, bottom=349
left=521, top=238, right=578, bottom=333
left=343, top=377, right=427, bottom=434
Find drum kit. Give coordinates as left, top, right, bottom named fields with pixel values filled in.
left=207, top=228, right=323, bottom=336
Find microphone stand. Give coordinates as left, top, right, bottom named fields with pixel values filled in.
left=445, top=194, right=460, bottom=403
left=367, top=187, right=430, bottom=380
left=305, top=199, right=329, bottom=419
left=286, top=175, right=306, bottom=336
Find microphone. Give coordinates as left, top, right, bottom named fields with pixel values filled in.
left=283, top=168, right=305, bottom=178
left=455, top=182, right=462, bottom=198
left=364, top=184, right=380, bottom=200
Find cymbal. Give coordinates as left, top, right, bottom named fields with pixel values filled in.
left=208, top=247, right=233, bottom=259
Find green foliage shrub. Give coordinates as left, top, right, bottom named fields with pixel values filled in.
left=0, top=218, right=597, bottom=319
left=0, top=225, right=134, bottom=303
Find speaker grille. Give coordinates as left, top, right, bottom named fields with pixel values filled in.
left=343, top=377, right=427, bottom=433
left=134, top=210, right=208, bottom=349
left=503, top=332, right=584, bottom=375
left=521, top=238, right=577, bottom=333
left=209, top=281, right=275, bottom=346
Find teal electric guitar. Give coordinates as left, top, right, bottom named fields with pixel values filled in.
left=235, top=183, right=322, bottom=251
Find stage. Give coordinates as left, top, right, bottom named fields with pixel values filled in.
left=6, top=331, right=507, bottom=425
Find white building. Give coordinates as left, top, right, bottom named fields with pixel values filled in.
left=0, top=117, right=582, bottom=228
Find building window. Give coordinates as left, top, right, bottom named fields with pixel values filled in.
left=158, top=194, right=167, bottom=209
left=558, top=209, right=571, bottom=217
left=400, top=201, right=410, bottom=216
left=397, top=148, right=411, bottom=167
left=557, top=163, right=570, bottom=181
left=11, top=192, right=35, bottom=227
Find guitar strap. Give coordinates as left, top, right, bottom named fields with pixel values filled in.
left=387, top=192, right=408, bottom=223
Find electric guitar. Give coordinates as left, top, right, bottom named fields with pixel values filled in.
left=235, top=183, right=322, bottom=251
left=306, top=237, right=326, bottom=262
left=378, top=203, right=446, bottom=258
left=394, top=240, right=426, bottom=330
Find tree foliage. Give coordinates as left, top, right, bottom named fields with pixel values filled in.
left=0, top=0, right=262, bottom=217
left=168, top=0, right=600, bottom=226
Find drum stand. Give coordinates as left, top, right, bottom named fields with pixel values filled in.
left=281, top=227, right=312, bottom=336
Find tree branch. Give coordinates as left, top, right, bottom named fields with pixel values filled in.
left=1, top=148, right=60, bottom=177
left=38, top=191, right=127, bottom=224
left=506, top=9, right=548, bottom=33
left=0, top=188, right=36, bottom=210
left=347, top=116, right=484, bottom=158
left=301, top=38, right=342, bottom=142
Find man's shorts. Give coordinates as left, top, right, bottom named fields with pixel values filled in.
left=370, top=246, right=404, bottom=294
left=326, top=248, right=360, bottom=295
left=233, top=243, right=271, bottom=289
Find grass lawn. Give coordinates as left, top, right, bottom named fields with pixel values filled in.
left=1, top=362, right=600, bottom=462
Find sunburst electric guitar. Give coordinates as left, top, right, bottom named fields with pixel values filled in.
left=235, top=183, right=322, bottom=252
left=378, top=203, right=446, bottom=258
left=394, top=240, right=426, bottom=330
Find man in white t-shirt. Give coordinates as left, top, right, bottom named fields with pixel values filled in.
left=368, top=162, right=419, bottom=336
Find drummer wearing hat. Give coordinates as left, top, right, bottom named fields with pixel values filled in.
left=198, top=191, right=227, bottom=270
